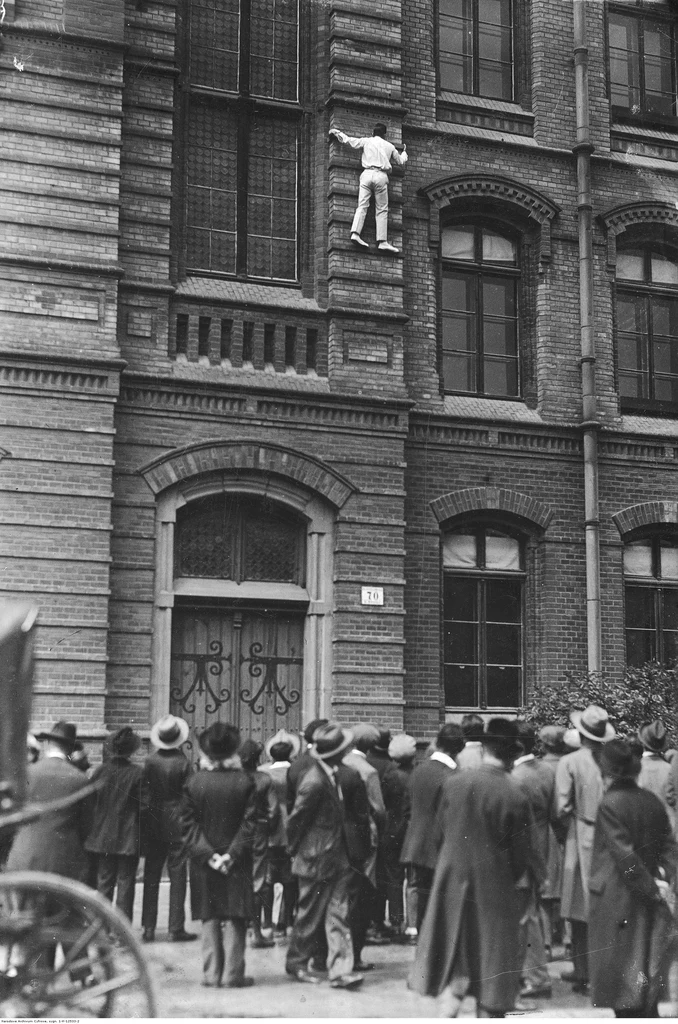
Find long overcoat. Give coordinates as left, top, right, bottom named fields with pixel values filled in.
left=85, top=755, right=146, bottom=856
left=555, top=745, right=603, bottom=920
left=589, top=779, right=677, bottom=1012
left=181, top=764, right=257, bottom=921
left=6, top=755, right=92, bottom=882
left=409, top=764, right=533, bottom=1013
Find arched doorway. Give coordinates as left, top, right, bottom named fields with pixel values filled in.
left=169, top=493, right=307, bottom=745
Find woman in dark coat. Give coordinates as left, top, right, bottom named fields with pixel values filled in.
left=85, top=726, right=145, bottom=920
left=181, top=722, right=257, bottom=988
left=589, top=738, right=677, bottom=1017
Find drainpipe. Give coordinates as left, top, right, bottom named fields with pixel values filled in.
left=573, top=0, right=602, bottom=674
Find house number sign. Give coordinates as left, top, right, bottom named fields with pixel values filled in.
left=361, top=586, right=384, bottom=606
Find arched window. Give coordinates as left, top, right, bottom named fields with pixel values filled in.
left=624, top=533, right=678, bottom=666
left=438, top=0, right=514, bottom=100
left=174, top=494, right=306, bottom=585
left=440, top=223, right=520, bottom=397
left=616, top=236, right=678, bottom=410
left=442, top=524, right=524, bottom=709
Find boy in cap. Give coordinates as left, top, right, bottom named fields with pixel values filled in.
left=329, top=123, right=407, bottom=254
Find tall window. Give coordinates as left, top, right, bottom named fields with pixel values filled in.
left=440, top=223, right=519, bottom=396
left=616, top=239, right=678, bottom=409
left=608, top=2, right=677, bottom=122
left=438, top=0, right=513, bottom=100
left=184, top=0, right=300, bottom=280
left=624, top=535, right=678, bottom=666
left=443, top=525, right=524, bottom=709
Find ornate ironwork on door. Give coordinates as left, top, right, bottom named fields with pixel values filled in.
left=239, top=641, right=302, bottom=715
left=170, top=640, right=232, bottom=715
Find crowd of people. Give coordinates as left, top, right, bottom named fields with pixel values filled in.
left=8, top=706, right=678, bottom=1015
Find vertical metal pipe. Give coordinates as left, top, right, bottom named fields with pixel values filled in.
left=573, top=0, right=602, bottom=673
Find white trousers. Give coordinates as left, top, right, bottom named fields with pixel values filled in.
left=350, top=169, right=390, bottom=241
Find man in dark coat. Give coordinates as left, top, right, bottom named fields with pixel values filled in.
left=336, top=753, right=372, bottom=970
left=366, top=726, right=407, bottom=941
left=285, top=723, right=364, bottom=990
left=537, top=725, right=566, bottom=952
left=259, top=730, right=301, bottom=934
left=410, top=719, right=534, bottom=1018
left=85, top=726, right=146, bottom=921
left=7, top=721, right=92, bottom=880
left=286, top=718, right=328, bottom=812
left=141, top=714, right=196, bottom=942
left=400, top=722, right=464, bottom=931
left=239, top=738, right=280, bottom=948
left=512, top=722, right=551, bottom=999
left=589, top=738, right=677, bottom=1016
left=181, top=722, right=258, bottom=988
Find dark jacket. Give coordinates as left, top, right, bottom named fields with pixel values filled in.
left=589, top=779, right=677, bottom=1012
left=7, top=755, right=93, bottom=882
left=400, top=756, right=456, bottom=870
left=336, top=762, right=371, bottom=868
left=85, top=755, right=146, bottom=856
left=511, top=756, right=551, bottom=888
left=181, top=764, right=257, bottom=921
left=366, top=749, right=407, bottom=846
left=287, top=759, right=350, bottom=880
left=410, top=765, right=534, bottom=1012
left=286, top=750, right=314, bottom=813
left=142, top=748, right=192, bottom=845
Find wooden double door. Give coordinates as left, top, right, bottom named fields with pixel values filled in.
left=170, top=603, right=305, bottom=759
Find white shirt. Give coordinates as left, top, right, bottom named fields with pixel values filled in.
left=430, top=750, right=457, bottom=770
left=45, top=749, right=68, bottom=760
left=333, top=132, right=407, bottom=172
left=513, top=753, right=535, bottom=767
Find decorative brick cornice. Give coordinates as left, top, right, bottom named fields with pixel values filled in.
left=420, top=174, right=560, bottom=265
left=139, top=440, right=357, bottom=508
left=612, top=501, right=678, bottom=538
left=600, top=202, right=678, bottom=267
left=429, top=486, right=553, bottom=530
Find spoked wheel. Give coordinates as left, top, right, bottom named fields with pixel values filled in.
left=0, top=872, right=156, bottom=1018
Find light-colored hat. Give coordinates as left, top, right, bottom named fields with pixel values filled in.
left=388, top=733, right=416, bottom=761
left=571, top=705, right=615, bottom=744
left=150, top=714, right=189, bottom=750
left=563, top=728, right=581, bottom=751
left=265, top=728, right=301, bottom=760
left=313, top=723, right=354, bottom=761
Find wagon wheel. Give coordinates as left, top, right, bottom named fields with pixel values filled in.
left=0, top=871, right=156, bottom=1018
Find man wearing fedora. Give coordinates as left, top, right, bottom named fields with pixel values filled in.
left=410, top=718, right=534, bottom=1018
left=141, top=714, right=196, bottom=943
left=285, top=722, right=364, bottom=990
left=85, top=726, right=146, bottom=921
left=182, top=722, right=258, bottom=988
left=638, top=721, right=673, bottom=822
left=555, top=704, right=615, bottom=994
left=6, top=721, right=93, bottom=882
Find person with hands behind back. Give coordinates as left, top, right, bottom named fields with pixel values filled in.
left=181, top=722, right=258, bottom=989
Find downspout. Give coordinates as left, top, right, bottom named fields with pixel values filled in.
left=573, top=0, right=602, bottom=674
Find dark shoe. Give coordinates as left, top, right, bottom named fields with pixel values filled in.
left=201, top=980, right=220, bottom=988
left=170, top=930, right=197, bottom=942
left=330, top=973, right=364, bottom=990
left=365, top=931, right=391, bottom=945
left=354, top=961, right=375, bottom=971
left=520, top=984, right=552, bottom=999
left=224, top=977, right=254, bottom=989
left=141, top=928, right=155, bottom=943
left=288, top=968, right=321, bottom=985
left=560, top=969, right=577, bottom=982
left=250, top=936, right=275, bottom=948
left=572, top=981, right=589, bottom=996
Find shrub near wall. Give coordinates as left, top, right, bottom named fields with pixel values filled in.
left=523, top=664, right=678, bottom=747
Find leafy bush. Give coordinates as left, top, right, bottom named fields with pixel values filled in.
left=522, top=663, right=678, bottom=747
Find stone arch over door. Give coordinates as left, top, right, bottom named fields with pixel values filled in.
left=139, top=440, right=357, bottom=734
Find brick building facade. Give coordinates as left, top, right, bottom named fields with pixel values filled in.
left=1, top=0, right=678, bottom=748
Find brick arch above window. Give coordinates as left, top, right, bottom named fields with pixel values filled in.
left=600, top=202, right=678, bottom=269
left=429, top=487, right=554, bottom=530
left=139, top=440, right=357, bottom=509
left=612, top=501, right=678, bottom=538
left=420, top=174, right=560, bottom=265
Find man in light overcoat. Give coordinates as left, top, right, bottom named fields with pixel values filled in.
left=555, top=705, right=615, bottom=994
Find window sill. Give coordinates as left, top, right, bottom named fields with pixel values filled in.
left=611, top=121, right=678, bottom=162
left=437, top=91, right=534, bottom=137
